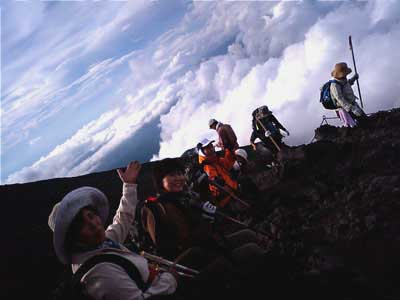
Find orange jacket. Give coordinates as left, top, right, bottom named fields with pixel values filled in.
left=198, top=149, right=238, bottom=206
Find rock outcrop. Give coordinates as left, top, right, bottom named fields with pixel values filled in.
left=1, top=108, right=399, bottom=299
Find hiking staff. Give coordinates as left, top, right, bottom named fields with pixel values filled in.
left=348, top=35, right=364, bottom=109
left=256, top=118, right=281, bottom=152
left=215, top=210, right=273, bottom=239
left=210, top=178, right=251, bottom=208
left=140, top=251, right=200, bottom=278
left=194, top=168, right=250, bottom=208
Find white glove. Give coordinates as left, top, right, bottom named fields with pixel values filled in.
left=351, top=104, right=364, bottom=117
left=233, top=161, right=241, bottom=171
left=201, top=201, right=217, bottom=221
left=202, top=201, right=216, bottom=214
left=264, top=130, right=271, bottom=137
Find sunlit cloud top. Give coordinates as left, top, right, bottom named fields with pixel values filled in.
left=2, top=0, right=400, bottom=184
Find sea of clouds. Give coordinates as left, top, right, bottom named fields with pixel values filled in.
left=4, top=0, right=400, bottom=184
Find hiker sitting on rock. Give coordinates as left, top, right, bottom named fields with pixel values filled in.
left=48, top=161, right=178, bottom=300
left=250, top=105, right=289, bottom=156
left=209, top=118, right=239, bottom=152
left=330, top=62, right=367, bottom=126
left=197, top=138, right=242, bottom=211
left=140, top=158, right=268, bottom=299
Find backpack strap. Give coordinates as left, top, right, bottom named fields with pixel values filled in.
left=329, top=79, right=345, bottom=87
left=72, top=254, right=148, bottom=295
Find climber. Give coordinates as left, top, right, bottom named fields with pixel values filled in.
left=197, top=138, right=242, bottom=210
left=48, top=161, right=178, bottom=300
left=329, top=62, right=367, bottom=127
left=136, top=157, right=268, bottom=300
left=250, top=105, right=289, bottom=156
left=209, top=118, right=239, bottom=152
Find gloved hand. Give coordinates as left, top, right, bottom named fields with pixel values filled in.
left=213, top=176, right=225, bottom=187
left=353, top=73, right=359, bottom=80
left=148, top=264, right=161, bottom=283
left=351, top=104, right=364, bottom=117
left=201, top=201, right=217, bottom=222
left=202, top=201, right=217, bottom=215
left=264, top=130, right=271, bottom=137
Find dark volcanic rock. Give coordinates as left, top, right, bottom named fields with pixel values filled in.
left=1, top=108, right=400, bottom=299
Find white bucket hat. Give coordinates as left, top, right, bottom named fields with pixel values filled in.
left=48, top=187, right=109, bottom=264
left=235, top=148, right=248, bottom=161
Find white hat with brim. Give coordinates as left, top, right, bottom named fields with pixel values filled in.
left=48, top=187, right=109, bottom=264
left=197, top=138, right=215, bottom=157
left=200, top=138, right=215, bottom=148
left=235, top=148, right=248, bottom=161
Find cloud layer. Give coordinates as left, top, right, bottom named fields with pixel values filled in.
left=3, top=1, right=400, bottom=184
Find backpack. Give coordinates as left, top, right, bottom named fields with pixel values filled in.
left=320, top=80, right=342, bottom=110
left=252, top=106, right=271, bottom=120
left=53, top=254, right=147, bottom=300
left=134, top=199, right=168, bottom=254
left=135, top=195, right=205, bottom=258
left=252, top=106, right=279, bottom=136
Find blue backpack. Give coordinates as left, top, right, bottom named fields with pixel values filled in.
left=320, top=80, right=341, bottom=110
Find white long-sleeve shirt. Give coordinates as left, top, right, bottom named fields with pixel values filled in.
left=330, top=75, right=358, bottom=112
left=71, top=183, right=177, bottom=300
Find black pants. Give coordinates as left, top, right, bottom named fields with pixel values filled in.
left=251, top=131, right=284, bottom=155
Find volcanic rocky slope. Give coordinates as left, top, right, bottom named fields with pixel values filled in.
left=1, top=108, right=399, bottom=299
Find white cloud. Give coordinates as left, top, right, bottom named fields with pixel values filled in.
left=5, top=0, right=400, bottom=184
left=29, top=137, right=42, bottom=146
left=153, top=0, right=400, bottom=159
left=5, top=76, right=180, bottom=183
left=2, top=0, right=155, bottom=150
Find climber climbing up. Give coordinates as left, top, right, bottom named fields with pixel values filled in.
left=250, top=105, right=289, bottom=159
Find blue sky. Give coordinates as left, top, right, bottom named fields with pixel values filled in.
left=2, top=0, right=400, bottom=184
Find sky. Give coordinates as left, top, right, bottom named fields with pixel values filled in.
left=1, top=0, right=400, bottom=185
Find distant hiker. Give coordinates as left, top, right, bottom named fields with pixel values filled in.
left=48, top=161, right=178, bottom=300
left=250, top=106, right=289, bottom=155
left=323, top=62, right=366, bottom=127
left=209, top=118, right=239, bottom=152
left=197, top=138, right=240, bottom=210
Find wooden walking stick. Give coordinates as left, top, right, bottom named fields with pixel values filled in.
left=256, top=119, right=281, bottom=152
left=349, top=35, right=364, bottom=109
left=210, top=180, right=251, bottom=208
left=215, top=210, right=273, bottom=239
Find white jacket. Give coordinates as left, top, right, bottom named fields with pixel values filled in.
left=70, top=183, right=177, bottom=300
left=330, top=75, right=358, bottom=112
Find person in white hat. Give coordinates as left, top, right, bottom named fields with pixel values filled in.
left=197, top=138, right=239, bottom=209
left=233, top=149, right=248, bottom=172
left=231, top=148, right=248, bottom=180
left=208, top=118, right=239, bottom=152
left=231, top=148, right=260, bottom=205
left=48, top=161, right=178, bottom=300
